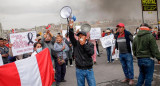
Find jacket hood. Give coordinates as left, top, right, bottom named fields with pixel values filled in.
left=137, top=30, right=151, bottom=37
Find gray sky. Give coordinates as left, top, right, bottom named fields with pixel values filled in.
left=0, top=0, right=159, bottom=30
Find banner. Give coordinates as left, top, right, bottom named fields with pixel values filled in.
left=62, top=30, right=67, bottom=37
left=90, top=28, right=101, bottom=40
left=0, top=54, right=3, bottom=66
left=10, top=31, right=36, bottom=56
left=100, top=34, right=114, bottom=48
left=142, top=0, right=157, bottom=11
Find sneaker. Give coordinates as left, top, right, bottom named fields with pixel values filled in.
left=121, top=78, right=129, bottom=83
left=70, top=65, right=73, bottom=67
left=129, top=79, right=134, bottom=85
left=107, top=61, right=110, bottom=63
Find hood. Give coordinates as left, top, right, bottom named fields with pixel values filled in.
left=137, top=30, right=151, bottom=37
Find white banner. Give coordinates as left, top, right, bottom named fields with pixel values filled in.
left=90, top=28, right=101, bottom=40
left=62, top=30, right=67, bottom=38
left=0, top=54, right=3, bottom=66
left=10, top=31, right=36, bottom=56
left=100, top=34, right=114, bottom=48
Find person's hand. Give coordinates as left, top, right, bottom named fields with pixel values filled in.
left=62, top=45, right=65, bottom=50
left=79, top=36, right=86, bottom=45
left=69, top=44, right=72, bottom=47
left=9, top=44, right=13, bottom=48
left=76, top=29, right=79, bottom=34
left=2, top=54, right=8, bottom=57
left=69, top=20, right=74, bottom=28
left=158, top=61, right=160, bottom=64
left=46, top=30, right=50, bottom=34
left=112, top=50, right=115, bottom=55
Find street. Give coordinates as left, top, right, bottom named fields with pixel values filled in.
left=58, top=41, right=160, bottom=86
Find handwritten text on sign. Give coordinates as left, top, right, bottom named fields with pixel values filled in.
left=100, top=34, right=114, bottom=48
left=10, top=31, right=36, bottom=56
left=90, top=28, right=101, bottom=40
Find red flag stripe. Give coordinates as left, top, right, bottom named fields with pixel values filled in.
left=0, top=63, right=21, bottom=86
left=36, top=48, right=55, bottom=86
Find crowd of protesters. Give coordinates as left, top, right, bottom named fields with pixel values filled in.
left=0, top=21, right=160, bottom=86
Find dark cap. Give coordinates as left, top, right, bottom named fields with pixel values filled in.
left=140, top=23, right=152, bottom=29
left=77, top=31, right=87, bottom=36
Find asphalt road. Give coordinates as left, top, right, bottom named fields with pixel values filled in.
left=55, top=40, right=160, bottom=86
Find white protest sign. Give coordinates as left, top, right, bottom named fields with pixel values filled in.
left=90, top=28, right=101, bottom=40
left=62, top=30, right=67, bottom=38
left=100, top=34, right=114, bottom=48
left=112, top=49, right=119, bottom=59
left=0, top=54, right=3, bottom=66
left=10, top=31, right=36, bottom=56
left=76, top=26, right=81, bottom=31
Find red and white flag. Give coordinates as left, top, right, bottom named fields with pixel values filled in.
left=0, top=48, right=55, bottom=86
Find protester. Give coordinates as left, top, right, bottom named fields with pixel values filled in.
left=105, top=29, right=114, bottom=63
left=102, top=30, right=105, bottom=37
left=0, top=38, right=9, bottom=64
left=133, top=23, right=160, bottom=86
left=64, top=33, right=73, bottom=67
left=89, top=38, right=97, bottom=64
left=69, top=21, right=96, bottom=86
left=112, top=23, right=134, bottom=85
left=31, top=42, right=43, bottom=57
left=54, top=35, right=69, bottom=86
left=40, top=30, right=56, bottom=61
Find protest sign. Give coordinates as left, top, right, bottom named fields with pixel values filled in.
left=62, top=30, right=67, bottom=37
left=0, top=54, right=3, bottom=66
left=10, top=31, right=36, bottom=56
left=90, top=28, right=101, bottom=40
left=100, top=34, right=114, bottom=48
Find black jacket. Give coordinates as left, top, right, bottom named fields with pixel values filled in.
left=115, top=30, right=133, bottom=53
left=69, top=28, right=94, bottom=69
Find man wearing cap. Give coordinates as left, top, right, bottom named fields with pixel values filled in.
left=112, top=23, right=134, bottom=85
left=133, top=23, right=160, bottom=86
left=69, top=21, right=96, bottom=86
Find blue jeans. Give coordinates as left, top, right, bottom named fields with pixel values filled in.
left=76, top=68, right=96, bottom=86
left=119, top=53, right=134, bottom=79
left=106, top=46, right=114, bottom=62
left=136, top=58, right=154, bottom=86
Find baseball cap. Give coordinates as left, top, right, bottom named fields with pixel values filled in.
left=116, top=23, right=125, bottom=27
left=77, top=31, right=87, bottom=36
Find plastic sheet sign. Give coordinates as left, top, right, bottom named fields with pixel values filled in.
left=100, top=34, right=114, bottom=48
left=10, top=31, right=36, bottom=56
left=142, top=0, right=157, bottom=11
left=90, top=28, right=101, bottom=40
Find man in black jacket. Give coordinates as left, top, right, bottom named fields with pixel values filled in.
left=69, top=21, right=96, bottom=86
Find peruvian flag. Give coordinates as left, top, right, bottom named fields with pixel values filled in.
left=0, top=48, right=55, bottom=86
left=46, top=25, right=51, bottom=29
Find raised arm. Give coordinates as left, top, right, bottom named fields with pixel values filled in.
left=69, top=21, right=77, bottom=46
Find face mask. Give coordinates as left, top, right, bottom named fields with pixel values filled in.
left=80, top=38, right=83, bottom=41
left=36, top=48, right=42, bottom=53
